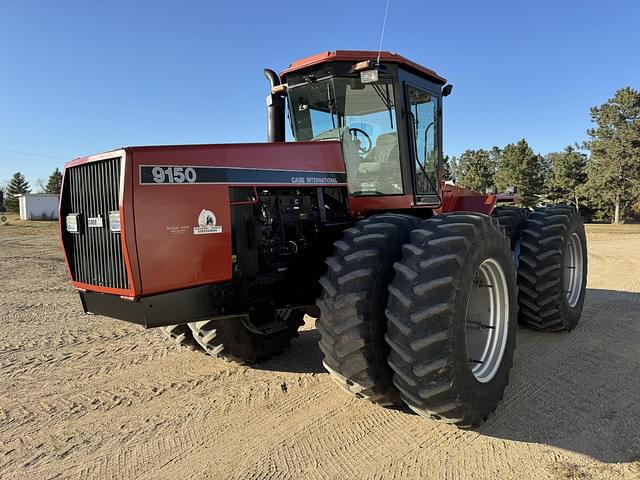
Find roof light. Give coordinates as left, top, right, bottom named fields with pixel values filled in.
left=271, top=84, right=288, bottom=95
left=351, top=60, right=374, bottom=72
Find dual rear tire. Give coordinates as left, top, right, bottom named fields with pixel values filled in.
left=491, top=205, right=587, bottom=331
left=517, top=206, right=587, bottom=331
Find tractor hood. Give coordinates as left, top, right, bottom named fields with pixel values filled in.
left=59, top=141, right=345, bottom=299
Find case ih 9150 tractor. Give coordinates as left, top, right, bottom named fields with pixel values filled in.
left=59, top=51, right=587, bottom=427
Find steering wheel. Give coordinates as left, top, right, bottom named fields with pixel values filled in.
left=348, top=127, right=372, bottom=154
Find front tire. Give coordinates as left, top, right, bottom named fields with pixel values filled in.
left=385, top=213, right=517, bottom=427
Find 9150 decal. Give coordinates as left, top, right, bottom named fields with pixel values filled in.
left=151, top=166, right=197, bottom=184
left=140, top=165, right=347, bottom=186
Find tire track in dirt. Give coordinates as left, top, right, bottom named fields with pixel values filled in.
left=10, top=370, right=327, bottom=480
left=0, top=325, right=136, bottom=356
left=0, top=349, right=200, bottom=437
left=0, top=332, right=175, bottom=382
left=134, top=378, right=335, bottom=480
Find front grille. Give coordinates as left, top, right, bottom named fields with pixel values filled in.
left=63, top=157, right=130, bottom=290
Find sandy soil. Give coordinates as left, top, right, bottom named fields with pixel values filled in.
left=0, top=217, right=639, bottom=480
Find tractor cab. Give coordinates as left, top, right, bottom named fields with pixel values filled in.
left=275, top=51, right=451, bottom=207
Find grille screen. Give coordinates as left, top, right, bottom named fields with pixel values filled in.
left=63, top=157, right=129, bottom=290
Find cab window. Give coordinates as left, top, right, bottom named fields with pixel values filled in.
left=288, top=75, right=403, bottom=196
left=407, top=86, right=438, bottom=194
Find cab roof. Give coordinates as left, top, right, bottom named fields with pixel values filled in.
left=281, top=50, right=447, bottom=85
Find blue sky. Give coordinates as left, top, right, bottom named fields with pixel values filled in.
left=1, top=0, right=638, bottom=188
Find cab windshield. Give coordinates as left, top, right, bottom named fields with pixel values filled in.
left=288, top=74, right=402, bottom=196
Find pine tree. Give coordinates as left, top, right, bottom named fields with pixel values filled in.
left=5, top=172, right=31, bottom=212
left=452, top=149, right=497, bottom=193
left=585, top=87, right=640, bottom=223
left=442, top=155, right=454, bottom=182
left=546, top=146, right=587, bottom=208
left=45, top=168, right=63, bottom=194
left=489, top=146, right=502, bottom=172
left=494, top=139, right=544, bottom=207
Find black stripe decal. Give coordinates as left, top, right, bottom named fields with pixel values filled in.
left=140, top=166, right=347, bottom=186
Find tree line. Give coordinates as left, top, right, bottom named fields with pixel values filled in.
left=444, top=87, right=640, bottom=223
left=0, top=168, right=62, bottom=212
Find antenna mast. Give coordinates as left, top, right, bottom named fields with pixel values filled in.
left=376, top=0, right=391, bottom=65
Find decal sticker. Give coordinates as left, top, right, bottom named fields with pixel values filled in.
left=66, top=214, right=80, bottom=234
left=87, top=215, right=103, bottom=228
left=150, top=166, right=197, bottom=184
left=109, top=211, right=121, bottom=233
left=140, top=166, right=347, bottom=186
left=193, top=209, right=222, bottom=235
left=166, top=225, right=190, bottom=235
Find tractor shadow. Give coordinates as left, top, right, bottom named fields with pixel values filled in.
left=476, top=288, right=640, bottom=464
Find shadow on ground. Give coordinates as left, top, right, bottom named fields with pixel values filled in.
left=255, top=288, right=640, bottom=464
left=478, top=288, right=640, bottom=464
left=256, top=328, right=325, bottom=374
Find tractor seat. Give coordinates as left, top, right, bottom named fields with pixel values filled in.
left=358, top=133, right=399, bottom=174
left=357, top=133, right=401, bottom=193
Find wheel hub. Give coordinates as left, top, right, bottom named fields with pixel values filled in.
left=565, top=232, right=584, bottom=308
left=465, top=258, right=510, bottom=383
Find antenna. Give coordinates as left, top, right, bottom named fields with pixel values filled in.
left=376, top=0, right=391, bottom=65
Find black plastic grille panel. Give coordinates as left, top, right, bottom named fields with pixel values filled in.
left=64, top=157, right=129, bottom=290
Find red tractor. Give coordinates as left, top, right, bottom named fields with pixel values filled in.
left=59, top=51, right=587, bottom=427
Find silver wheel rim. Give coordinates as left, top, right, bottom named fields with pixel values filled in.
left=465, top=258, right=510, bottom=383
left=565, top=232, right=584, bottom=308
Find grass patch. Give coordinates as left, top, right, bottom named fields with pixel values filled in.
left=0, top=213, right=59, bottom=236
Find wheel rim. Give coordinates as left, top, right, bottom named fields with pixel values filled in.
left=465, top=258, right=510, bottom=383
left=565, top=232, right=584, bottom=308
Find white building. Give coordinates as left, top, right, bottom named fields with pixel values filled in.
left=18, top=193, right=59, bottom=220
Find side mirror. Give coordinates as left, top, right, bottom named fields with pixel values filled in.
left=442, top=84, right=453, bottom=97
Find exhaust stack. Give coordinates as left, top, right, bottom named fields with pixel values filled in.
left=263, top=69, right=285, bottom=143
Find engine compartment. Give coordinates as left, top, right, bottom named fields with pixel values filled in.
left=230, top=186, right=349, bottom=307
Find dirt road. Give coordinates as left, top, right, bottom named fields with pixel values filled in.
left=0, top=220, right=638, bottom=479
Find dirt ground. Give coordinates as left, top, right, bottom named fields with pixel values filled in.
left=0, top=217, right=639, bottom=480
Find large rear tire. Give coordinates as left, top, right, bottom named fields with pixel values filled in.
left=385, top=212, right=517, bottom=427
left=188, top=309, right=305, bottom=363
left=316, top=213, right=418, bottom=405
left=517, top=205, right=587, bottom=331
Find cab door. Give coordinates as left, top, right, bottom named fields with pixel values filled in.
left=405, top=84, right=440, bottom=205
